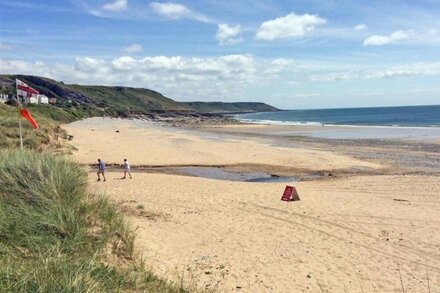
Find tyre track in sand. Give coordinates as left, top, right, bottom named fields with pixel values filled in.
left=223, top=200, right=440, bottom=274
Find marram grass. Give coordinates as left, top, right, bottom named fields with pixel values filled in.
left=0, top=149, right=186, bottom=292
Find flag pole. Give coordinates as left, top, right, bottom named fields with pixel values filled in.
left=16, top=79, right=24, bottom=149
left=19, top=115, right=23, bottom=149
left=16, top=79, right=40, bottom=148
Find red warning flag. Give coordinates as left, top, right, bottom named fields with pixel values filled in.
left=20, top=108, right=38, bottom=129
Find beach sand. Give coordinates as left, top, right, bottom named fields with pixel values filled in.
left=64, top=118, right=440, bottom=292
left=64, top=118, right=381, bottom=173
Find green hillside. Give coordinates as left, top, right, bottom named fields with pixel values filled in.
left=182, top=101, right=279, bottom=113
left=69, top=84, right=190, bottom=114
left=0, top=75, right=279, bottom=116
left=0, top=75, right=190, bottom=117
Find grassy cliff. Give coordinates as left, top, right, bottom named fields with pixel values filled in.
left=182, top=101, right=279, bottom=113
left=0, top=75, right=190, bottom=117
left=69, top=84, right=190, bottom=114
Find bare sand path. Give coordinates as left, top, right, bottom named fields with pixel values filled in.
left=64, top=118, right=440, bottom=292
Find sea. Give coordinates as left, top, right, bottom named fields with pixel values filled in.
left=235, top=105, right=440, bottom=140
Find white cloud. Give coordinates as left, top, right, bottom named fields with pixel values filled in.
left=309, top=72, right=358, bottom=82
left=309, top=62, right=440, bottom=81
left=87, top=9, right=104, bottom=17
left=256, top=12, right=326, bottom=41
left=124, top=44, right=143, bottom=53
left=149, top=2, right=210, bottom=22
left=354, top=24, right=367, bottom=31
left=216, top=24, right=243, bottom=45
left=290, top=93, right=321, bottom=99
left=0, top=59, right=59, bottom=79
left=260, top=58, right=295, bottom=76
left=0, top=55, right=261, bottom=101
left=363, top=30, right=413, bottom=46
left=102, top=0, right=127, bottom=12
left=366, top=62, right=440, bottom=79
left=74, top=57, right=109, bottom=75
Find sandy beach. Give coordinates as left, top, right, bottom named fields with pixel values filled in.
left=63, top=118, right=381, bottom=173
left=63, top=118, right=440, bottom=292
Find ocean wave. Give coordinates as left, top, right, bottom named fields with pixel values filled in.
left=236, top=118, right=322, bottom=126
left=235, top=118, right=440, bottom=129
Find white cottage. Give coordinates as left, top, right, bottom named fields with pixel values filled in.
left=37, top=94, right=49, bottom=104
left=25, top=95, right=39, bottom=104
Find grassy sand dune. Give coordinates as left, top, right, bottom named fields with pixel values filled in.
left=0, top=149, right=185, bottom=292
left=0, top=103, right=74, bottom=151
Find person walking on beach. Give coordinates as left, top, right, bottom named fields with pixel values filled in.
left=122, top=158, right=132, bottom=179
left=97, top=159, right=106, bottom=182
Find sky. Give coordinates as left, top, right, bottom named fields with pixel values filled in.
left=0, top=0, right=440, bottom=109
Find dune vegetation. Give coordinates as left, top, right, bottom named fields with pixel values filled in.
left=0, top=149, right=185, bottom=292
left=0, top=103, right=72, bottom=151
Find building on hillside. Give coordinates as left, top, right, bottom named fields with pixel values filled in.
left=24, top=95, right=39, bottom=104
left=49, top=97, right=57, bottom=105
left=37, top=94, right=49, bottom=104
left=0, top=94, right=9, bottom=103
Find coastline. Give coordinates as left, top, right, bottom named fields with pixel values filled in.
left=62, top=117, right=440, bottom=292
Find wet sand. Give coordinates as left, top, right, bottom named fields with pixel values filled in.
left=64, top=118, right=381, bottom=175
left=202, top=124, right=440, bottom=175
left=64, top=118, right=440, bottom=292
left=204, top=123, right=440, bottom=140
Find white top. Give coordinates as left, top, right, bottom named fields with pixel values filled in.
left=124, top=161, right=130, bottom=170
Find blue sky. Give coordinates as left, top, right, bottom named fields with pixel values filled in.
left=1, top=0, right=440, bottom=109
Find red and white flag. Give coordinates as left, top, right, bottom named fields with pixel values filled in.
left=16, top=79, right=39, bottom=98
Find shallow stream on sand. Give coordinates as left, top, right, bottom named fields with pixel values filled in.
left=170, top=167, right=299, bottom=183
left=102, top=165, right=305, bottom=183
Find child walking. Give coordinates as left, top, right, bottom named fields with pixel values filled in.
left=97, top=159, right=106, bottom=182
left=122, top=159, right=132, bottom=179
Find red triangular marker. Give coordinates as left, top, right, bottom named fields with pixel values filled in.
left=281, top=185, right=300, bottom=202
